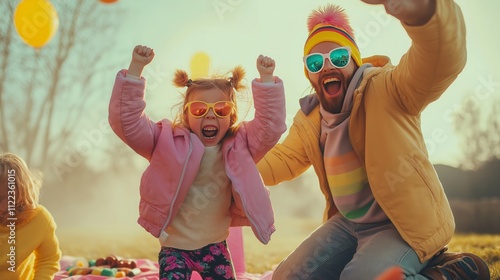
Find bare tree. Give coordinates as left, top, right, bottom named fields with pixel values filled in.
left=0, top=0, right=123, bottom=172
left=453, top=95, right=500, bottom=170
left=0, top=1, right=16, bottom=154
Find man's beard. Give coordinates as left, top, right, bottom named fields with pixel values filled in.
left=312, top=79, right=345, bottom=114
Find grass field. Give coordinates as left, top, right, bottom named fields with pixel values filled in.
left=58, top=217, right=500, bottom=279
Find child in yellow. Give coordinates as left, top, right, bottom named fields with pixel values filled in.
left=0, top=153, right=61, bottom=280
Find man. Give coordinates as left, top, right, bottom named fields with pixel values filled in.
left=257, top=0, right=490, bottom=279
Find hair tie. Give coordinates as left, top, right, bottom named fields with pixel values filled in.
left=186, top=79, right=192, bottom=87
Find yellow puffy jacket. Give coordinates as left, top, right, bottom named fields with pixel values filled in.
left=257, top=0, right=466, bottom=262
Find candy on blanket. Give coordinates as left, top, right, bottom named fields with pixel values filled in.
left=73, top=257, right=89, bottom=268
left=63, top=256, right=89, bottom=271
left=93, top=255, right=137, bottom=269
left=64, top=255, right=141, bottom=278
left=68, top=266, right=117, bottom=277
left=100, top=268, right=117, bottom=277
left=56, top=256, right=161, bottom=280
left=91, top=267, right=104, bottom=275
left=67, top=267, right=93, bottom=275
left=117, top=267, right=142, bottom=277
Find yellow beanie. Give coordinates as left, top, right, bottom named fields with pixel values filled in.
left=304, top=5, right=362, bottom=75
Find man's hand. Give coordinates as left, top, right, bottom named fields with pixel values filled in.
left=128, top=45, right=155, bottom=78
left=361, top=0, right=436, bottom=26
left=257, top=55, right=275, bottom=83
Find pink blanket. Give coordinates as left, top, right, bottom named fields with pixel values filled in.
left=53, top=255, right=271, bottom=280
left=54, top=256, right=160, bottom=280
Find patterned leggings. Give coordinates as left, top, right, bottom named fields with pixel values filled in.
left=158, top=241, right=235, bottom=280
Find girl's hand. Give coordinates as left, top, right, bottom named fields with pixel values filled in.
left=128, top=45, right=155, bottom=78
left=257, top=55, right=275, bottom=83
left=131, top=45, right=155, bottom=66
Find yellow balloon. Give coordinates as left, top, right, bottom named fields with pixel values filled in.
left=190, top=52, right=211, bottom=79
left=14, top=0, right=59, bottom=49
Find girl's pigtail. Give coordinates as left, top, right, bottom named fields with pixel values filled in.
left=173, top=69, right=192, bottom=87
left=230, top=65, right=246, bottom=91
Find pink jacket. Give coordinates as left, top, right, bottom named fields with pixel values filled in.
left=108, top=70, right=286, bottom=244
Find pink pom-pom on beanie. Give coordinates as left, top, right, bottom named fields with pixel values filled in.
left=304, top=4, right=362, bottom=71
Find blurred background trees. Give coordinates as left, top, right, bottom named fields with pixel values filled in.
left=453, top=95, right=500, bottom=171
left=435, top=94, right=500, bottom=199
left=0, top=0, right=125, bottom=172
left=0, top=0, right=140, bottom=227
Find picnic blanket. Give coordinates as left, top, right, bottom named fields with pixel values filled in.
left=54, top=255, right=272, bottom=280
left=53, top=228, right=272, bottom=279
left=54, top=255, right=160, bottom=280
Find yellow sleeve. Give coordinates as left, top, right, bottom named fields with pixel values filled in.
left=392, top=0, right=467, bottom=114
left=257, top=112, right=313, bottom=186
left=34, top=207, right=61, bottom=280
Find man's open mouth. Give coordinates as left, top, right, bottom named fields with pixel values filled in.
left=323, top=77, right=342, bottom=97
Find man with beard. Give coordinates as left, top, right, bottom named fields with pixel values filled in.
left=257, top=0, right=490, bottom=279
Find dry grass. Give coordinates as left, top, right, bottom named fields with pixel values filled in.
left=58, top=219, right=500, bottom=279
left=448, top=234, right=500, bottom=279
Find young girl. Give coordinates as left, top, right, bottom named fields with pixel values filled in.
left=0, top=153, right=61, bottom=280
left=108, top=45, right=286, bottom=279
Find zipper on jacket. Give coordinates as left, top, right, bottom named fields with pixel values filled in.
left=226, top=171, right=268, bottom=243
left=159, top=136, right=194, bottom=237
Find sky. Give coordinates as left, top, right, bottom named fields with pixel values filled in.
left=89, top=0, right=499, bottom=168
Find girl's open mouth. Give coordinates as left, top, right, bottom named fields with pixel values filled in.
left=202, top=126, right=218, bottom=139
